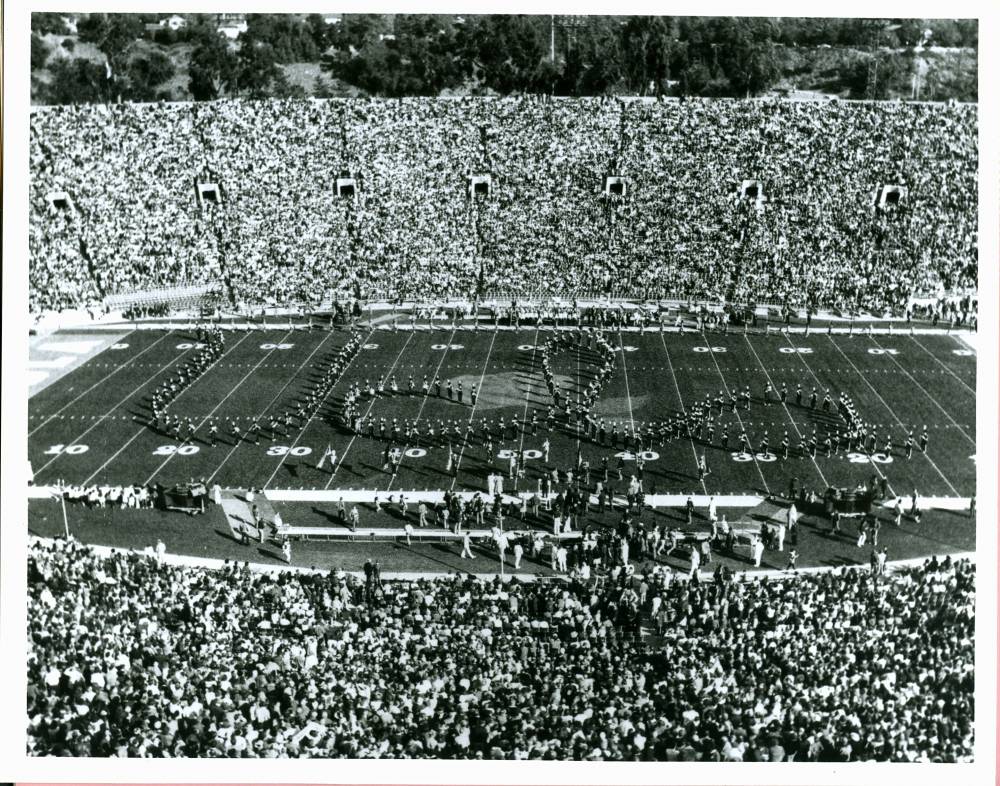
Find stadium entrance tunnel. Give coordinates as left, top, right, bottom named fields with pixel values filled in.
left=337, top=175, right=358, bottom=198
left=469, top=174, right=492, bottom=198
left=195, top=181, right=222, bottom=206
left=604, top=175, right=627, bottom=197
left=876, top=184, right=908, bottom=209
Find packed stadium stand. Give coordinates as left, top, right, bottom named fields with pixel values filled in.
left=29, top=96, right=977, bottom=315
left=26, top=537, right=974, bottom=760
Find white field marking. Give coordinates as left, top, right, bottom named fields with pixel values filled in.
left=658, top=332, right=708, bottom=495
left=698, top=333, right=771, bottom=495
left=742, top=333, right=830, bottom=488
left=28, top=371, right=49, bottom=386
left=263, top=327, right=380, bottom=489
left=616, top=331, right=637, bottom=434
left=449, top=328, right=500, bottom=487
left=322, top=331, right=416, bottom=489
left=262, top=488, right=769, bottom=507
left=28, top=330, right=167, bottom=436
left=41, top=340, right=105, bottom=354
left=908, top=334, right=976, bottom=396
left=824, top=335, right=959, bottom=496
left=780, top=333, right=895, bottom=499
left=514, top=325, right=543, bottom=462
left=77, top=332, right=256, bottom=487
left=205, top=330, right=338, bottom=484
left=27, top=484, right=974, bottom=512
left=953, top=331, right=978, bottom=352
left=35, top=341, right=207, bottom=476
left=28, top=356, right=78, bottom=369
left=387, top=328, right=460, bottom=491
left=867, top=335, right=975, bottom=446
left=144, top=331, right=296, bottom=485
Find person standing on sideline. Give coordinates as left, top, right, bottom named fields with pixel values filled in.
left=349, top=505, right=359, bottom=532
left=282, top=539, right=292, bottom=564
left=542, top=438, right=550, bottom=463
left=752, top=535, right=764, bottom=568
left=513, top=540, right=524, bottom=570
left=786, top=549, right=798, bottom=571
left=461, top=530, right=474, bottom=559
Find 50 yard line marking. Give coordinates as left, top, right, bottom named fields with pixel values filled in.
left=387, top=328, right=460, bottom=491
left=29, top=329, right=156, bottom=436
left=658, top=333, right=708, bottom=495
left=79, top=331, right=255, bottom=486
left=742, top=334, right=830, bottom=488
left=449, top=329, right=499, bottom=487
left=205, top=330, right=338, bottom=485
left=323, top=331, right=415, bottom=489
left=699, top=333, right=770, bottom=495
left=144, top=330, right=296, bottom=484
left=259, top=327, right=378, bottom=489
left=824, top=335, right=958, bottom=496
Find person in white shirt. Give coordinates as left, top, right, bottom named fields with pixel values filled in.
left=512, top=541, right=524, bottom=569
left=752, top=536, right=764, bottom=568
left=460, top=531, right=474, bottom=559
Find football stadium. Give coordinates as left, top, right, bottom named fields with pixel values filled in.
left=24, top=15, right=977, bottom=762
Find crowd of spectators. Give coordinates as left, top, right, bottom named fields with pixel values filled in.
left=27, top=536, right=973, bottom=760
left=30, top=96, right=976, bottom=316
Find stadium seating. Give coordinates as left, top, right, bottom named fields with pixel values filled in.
left=26, top=537, right=974, bottom=760
left=29, top=97, right=976, bottom=316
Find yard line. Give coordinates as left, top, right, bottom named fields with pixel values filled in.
left=658, top=332, right=708, bottom=495
left=34, top=337, right=201, bottom=476
left=323, top=331, right=416, bottom=489
left=449, top=329, right=500, bottom=488
left=696, top=333, right=770, bottom=495
left=262, top=327, right=379, bottom=489
left=141, top=331, right=289, bottom=485
left=387, top=327, right=459, bottom=491
left=908, top=334, right=976, bottom=396
left=205, top=330, right=338, bottom=485
left=29, top=329, right=161, bottom=435
left=616, top=331, right=637, bottom=433
left=79, top=331, right=255, bottom=486
left=867, top=335, right=975, bottom=446
left=824, top=334, right=958, bottom=496
left=781, top=333, right=895, bottom=497
left=514, top=325, right=542, bottom=459
left=742, top=334, right=830, bottom=488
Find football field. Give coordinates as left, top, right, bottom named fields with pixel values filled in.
left=28, top=324, right=976, bottom=501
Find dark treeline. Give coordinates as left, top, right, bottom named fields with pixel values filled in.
left=31, top=13, right=978, bottom=104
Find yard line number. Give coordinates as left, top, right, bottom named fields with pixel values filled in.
left=153, top=444, right=199, bottom=456
left=44, top=443, right=89, bottom=455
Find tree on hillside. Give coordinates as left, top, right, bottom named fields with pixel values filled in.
left=31, top=12, right=69, bottom=36
left=31, top=34, right=51, bottom=70
left=126, top=50, right=176, bottom=101
left=77, top=13, right=144, bottom=77
left=188, top=25, right=238, bottom=100
left=45, top=57, right=114, bottom=104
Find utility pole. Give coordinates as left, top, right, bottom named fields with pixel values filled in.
left=550, top=14, right=555, bottom=61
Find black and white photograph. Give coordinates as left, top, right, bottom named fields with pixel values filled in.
left=1, top=0, right=996, bottom=778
